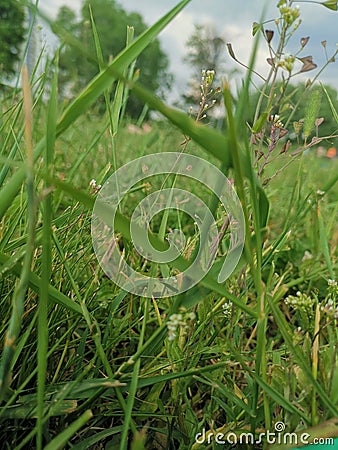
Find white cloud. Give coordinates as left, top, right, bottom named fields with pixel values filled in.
left=40, top=0, right=82, bottom=18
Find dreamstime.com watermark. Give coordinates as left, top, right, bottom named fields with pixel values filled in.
left=91, top=153, right=245, bottom=298
left=195, top=422, right=335, bottom=446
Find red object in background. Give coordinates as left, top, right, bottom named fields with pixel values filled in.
left=326, top=147, right=337, bottom=159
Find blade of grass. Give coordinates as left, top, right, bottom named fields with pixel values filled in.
left=229, top=344, right=311, bottom=424
left=125, top=79, right=231, bottom=168
left=0, top=320, right=84, bottom=419
left=311, top=304, right=320, bottom=424
left=0, top=252, right=82, bottom=314
left=90, top=11, right=136, bottom=208
left=320, top=82, right=338, bottom=124
left=317, top=204, right=335, bottom=279
left=0, top=400, right=78, bottom=419
left=43, top=410, right=93, bottom=450
left=70, top=427, right=124, bottom=450
left=36, top=55, right=58, bottom=450
left=120, top=299, right=149, bottom=450
left=269, top=299, right=338, bottom=416
left=0, top=120, right=24, bottom=189
left=0, top=66, right=37, bottom=401
left=223, top=16, right=270, bottom=429
left=52, top=232, right=113, bottom=378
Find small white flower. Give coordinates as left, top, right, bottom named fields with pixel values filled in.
left=302, top=251, right=313, bottom=262
left=168, top=333, right=176, bottom=341
left=222, top=301, right=233, bottom=318
left=167, top=311, right=195, bottom=342
left=169, top=313, right=182, bottom=322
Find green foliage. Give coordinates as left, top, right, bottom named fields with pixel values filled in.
left=249, top=82, right=338, bottom=146
left=183, top=24, right=228, bottom=108
left=0, top=0, right=25, bottom=79
left=303, top=88, right=322, bottom=142
left=0, top=0, right=338, bottom=448
left=53, top=0, right=172, bottom=118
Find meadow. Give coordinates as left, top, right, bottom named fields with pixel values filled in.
left=0, top=0, right=338, bottom=449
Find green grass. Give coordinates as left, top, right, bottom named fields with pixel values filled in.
left=0, top=1, right=338, bottom=449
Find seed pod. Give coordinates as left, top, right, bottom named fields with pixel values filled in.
left=265, top=29, right=274, bottom=43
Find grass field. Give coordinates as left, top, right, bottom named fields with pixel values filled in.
left=0, top=1, right=338, bottom=449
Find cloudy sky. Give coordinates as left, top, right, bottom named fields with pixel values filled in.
left=39, top=0, right=338, bottom=101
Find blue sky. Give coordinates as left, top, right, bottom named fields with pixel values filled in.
left=39, top=0, right=338, bottom=100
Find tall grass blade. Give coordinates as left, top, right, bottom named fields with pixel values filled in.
left=303, top=88, right=322, bottom=142
left=36, top=56, right=58, bottom=449
left=0, top=66, right=37, bottom=401
left=43, top=410, right=93, bottom=450
left=269, top=300, right=338, bottom=416
left=0, top=252, right=82, bottom=313
left=317, top=206, right=335, bottom=278
left=321, top=82, right=338, bottom=124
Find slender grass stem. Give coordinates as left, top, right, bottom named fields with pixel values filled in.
left=120, top=298, right=149, bottom=450
left=0, top=66, right=37, bottom=402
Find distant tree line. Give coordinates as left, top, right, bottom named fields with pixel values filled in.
left=0, top=0, right=25, bottom=82
left=53, top=0, right=172, bottom=118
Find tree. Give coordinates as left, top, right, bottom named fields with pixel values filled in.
left=53, top=6, right=81, bottom=94
left=184, top=24, right=226, bottom=77
left=0, top=0, right=25, bottom=80
left=182, top=24, right=229, bottom=115
left=53, top=0, right=171, bottom=117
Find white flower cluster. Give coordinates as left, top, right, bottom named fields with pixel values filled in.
left=201, top=69, right=215, bottom=87
left=278, top=1, right=300, bottom=27
left=89, top=179, right=102, bottom=193
left=167, top=311, right=196, bottom=342
left=222, top=301, right=232, bottom=319
left=284, top=291, right=314, bottom=312
left=286, top=280, right=338, bottom=319
left=270, top=114, right=284, bottom=128
left=321, top=279, right=338, bottom=319
left=321, top=299, right=338, bottom=319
